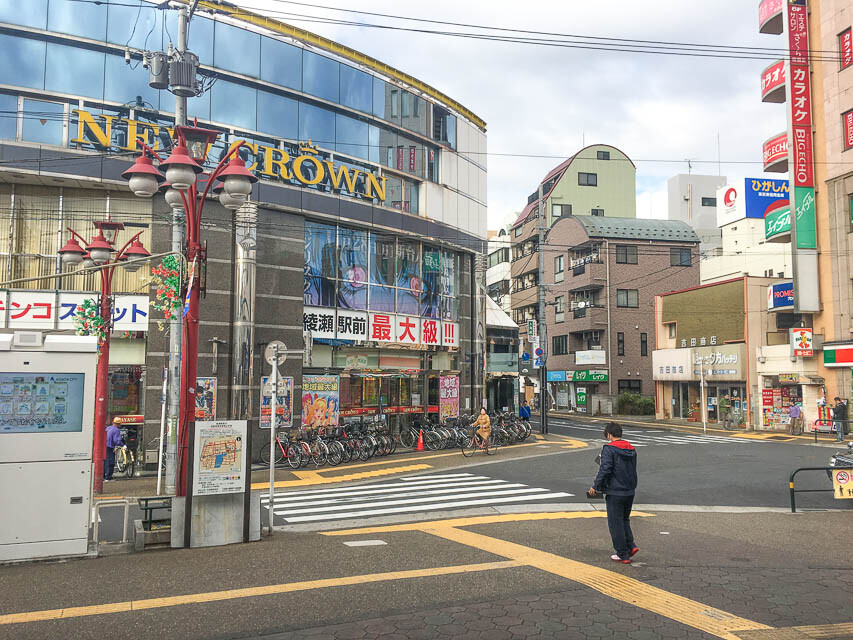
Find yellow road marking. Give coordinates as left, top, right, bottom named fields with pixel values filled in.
left=322, top=510, right=654, bottom=536
left=792, top=622, right=853, bottom=638
left=729, top=433, right=796, bottom=442
left=0, top=561, right=521, bottom=626
left=426, top=526, right=771, bottom=640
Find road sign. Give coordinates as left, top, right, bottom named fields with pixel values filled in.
left=534, top=347, right=544, bottom=358
left=521, top=352, right=530, bottom=362
left=527, top=320, right=537, bottom=337
left=833, top=469, right=853, bottom=499
left=265, top=340, right=287, bottom=365
left=534, top=357, right=543, bottom=368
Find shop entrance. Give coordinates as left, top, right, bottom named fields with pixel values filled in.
left=673, top=382, right=690, bottom=418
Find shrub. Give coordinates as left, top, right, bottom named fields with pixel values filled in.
left=616, top=393, right=654, bottom=415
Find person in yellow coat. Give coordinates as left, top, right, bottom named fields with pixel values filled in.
left=474, top=407, right=491, bottom=447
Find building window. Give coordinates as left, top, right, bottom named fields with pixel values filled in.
left=555, top=295, right=564, bottom=322
left=641, top=332, right=648, bottom=356
left=840, top=27, right=852, bottom=70
left=578, top=172, right=598, bottom=187
left=670, top=247, right=692, bottom=266
left=591, top=208, right=604, bottom=216
left=618, top=380, right=643, bottom=394
left=617, top=332, right=625, bottom=356
left=596, top=150, right=610, bottom=160
left=701, top=197, right=716, bottom=207
left=513, top=225, right=523, bottom=237
left=554, top=255, right=564, bottom=282
left=488, top=247, right=509, bottom=269
left=552, top=335, right=568, bottom=355
left=667, top=323, right=676, bottom=339
left=617, top=289, right=639, bottom=308
left=552, top=203, right=572, bottom=218
left=615, top=245, right=638, bottom=264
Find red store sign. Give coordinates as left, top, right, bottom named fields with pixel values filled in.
left=844, top=110, right=853, bottom=151
left=841, top=27, right=852, bottom=70
left=789, top=65, right=812, bottom=126
left=763, top=133, right=788, bottom=171
left=761, top=60, right=786, bottom=101
left=788, top=4, right=809, bottom=66
left=759, top=0, right=783, bottom=31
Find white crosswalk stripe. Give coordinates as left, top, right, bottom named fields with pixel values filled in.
left=263, top=473, right=572, bottom=523
left=587, top=433, right=752, bottom=447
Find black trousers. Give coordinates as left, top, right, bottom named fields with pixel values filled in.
left=605, top=494, right=635, bottom=559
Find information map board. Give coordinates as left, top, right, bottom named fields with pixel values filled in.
left=192, top=420, right=247, bottom=496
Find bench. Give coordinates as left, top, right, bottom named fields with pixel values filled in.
left=137, top=496, right=172, bottom=531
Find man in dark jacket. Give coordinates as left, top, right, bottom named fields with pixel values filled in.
left=588, top=422, right=638, bottom=564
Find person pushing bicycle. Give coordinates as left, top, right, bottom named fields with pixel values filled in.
left=474, top=408, right=491, bottom=447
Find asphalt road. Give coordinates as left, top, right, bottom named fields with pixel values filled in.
left=522, top=415, right=848, bottom=511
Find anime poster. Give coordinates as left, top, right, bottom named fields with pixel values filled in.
left=195, top=377, right=217, bottom=421
left=304, top=222, right=337, bottom=307
left=337, top=228, right=368, bottom=310
left=439, top=375, right=460, bottom=421
left=302, top=375, right=340, bottom=429
left=260, top=376, right=294, bottom=429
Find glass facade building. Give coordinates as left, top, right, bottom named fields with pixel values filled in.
left=0, top=0, right=487, bottom=457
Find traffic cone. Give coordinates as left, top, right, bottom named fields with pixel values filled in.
left=416, top=429, right=425, bottom=451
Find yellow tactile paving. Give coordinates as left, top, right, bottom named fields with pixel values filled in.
left=0, top=561, right=521, bottom=626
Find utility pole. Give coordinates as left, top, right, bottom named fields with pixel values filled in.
left=537, top=182, right=548, bottom=435
left=163, top=5, right=189, bottom=494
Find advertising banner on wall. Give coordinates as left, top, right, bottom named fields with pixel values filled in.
left=439, top=375, right=460, bottom=420
left=0, top=291, right=149, bottom=331
left=762, top=133, right=789, bottom=173
left=260, top=376, right=293, bottom=429
left=767, top=282, right=795, bottom=310
left=759, top=0, right=784, bottom=33
left=302, top=375, right=339, bottom=429
left=195, top=377, right=217, bottom=421
left=790, top=327, right=814, bottom=357
left=842, top=28, right=853, bottom=69
left=764, top=205, right=791, bottom=240
left=760, top=60, right=786, bottom=102
left=844, top=110, right=853, bottom=151
left=716, top=178, right=789, bottom=227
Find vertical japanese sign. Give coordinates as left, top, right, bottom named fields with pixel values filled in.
left=260, top=376, right=293, bottom=429
left=439, top=375, right=459, bottom=420
left=194, top=377, right=217, bottom=421
left=787, top=1, right=816, bottom=250
left=302, top=375, right=339, bottom=429
left=839, top=27, right=852, bottom=70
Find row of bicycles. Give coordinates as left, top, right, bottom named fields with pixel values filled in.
left=260, top=412, right=534, bottom=468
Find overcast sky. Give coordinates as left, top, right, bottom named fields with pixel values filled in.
left=248, top=0, right=788, bottom=228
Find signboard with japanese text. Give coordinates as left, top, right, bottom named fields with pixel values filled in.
left=791, top=327, right=813, bottom=357
left=195, top=377, right=217, bottom=421
left=0, top=291, right=148, bottom=331
left=259, top=375, right=293, bottom=429
left=759, top=0, right=783, bottom=33
left=369, top=312, right=396, bottom=343
left=439, top=375, right=459, bottom=420
left=302, top=306, right=336, bottom=339
left=765, top=206, right=791, bottom=240
left=442, top=322, right=459, bottom=347
left=841, top=28, right=853, bottom=70
left=761, top=60, right=786, bottom=102
left=652, top=349, right=693, bottom=381
left=575, top=350, right=606, bottom=365
left=302, top=375, right=339, bottom=429
left=421, top=318, right=441, bottom=346
left=768, top=282, right=795, bottom=309
left=716, top=179, right=789, bottom=227
left=336, top=309, right=368, bottom=341
left=691, top=344, right=746, bottom=381
left=192, top=420, right=247, bottom=496
left=396, top=315, right=421, bottom=345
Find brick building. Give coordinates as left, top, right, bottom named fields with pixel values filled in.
left=535, top=216, right=700, bottom=412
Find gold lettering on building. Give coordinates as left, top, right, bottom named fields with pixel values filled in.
left=324, top=161, right=361, bottom=193
left=257, top=145, right=291, bottom=180
left=292, top=154, right=325, bottom=186
left=71, top=110, right=116, bottom=147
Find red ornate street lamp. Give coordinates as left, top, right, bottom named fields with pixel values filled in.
left=58, top=222, right=151, bottom=494
left=123, top=126, right=256, bottom=496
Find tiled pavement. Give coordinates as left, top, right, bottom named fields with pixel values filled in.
left=259, top=586, right=717, bottom=639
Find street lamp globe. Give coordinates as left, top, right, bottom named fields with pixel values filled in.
left=216, top=155, right=257, bottom=200
left=121, top=238, right=151, bottom=273
left=86, top=232, right=113, bottom=265
left=82, top=253, right=96, bottom=269
left=121, top=155, right=165, bottom=197
left=164, top=184, right=184, bottom=209
left=212, top=181, right=245, bottom=211
left=58, top=237, right=86, bottom=265
left=159, top=144, right=202, bottom=191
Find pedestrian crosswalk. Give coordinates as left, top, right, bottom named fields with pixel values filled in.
left=548, top=421, right=756, bottom=448
left=263, top=473, right=573, bottom=524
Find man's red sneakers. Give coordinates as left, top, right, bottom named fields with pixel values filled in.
left=630, top=547, right=639, bottom=558
left=610, top=554, right=631, bottom=564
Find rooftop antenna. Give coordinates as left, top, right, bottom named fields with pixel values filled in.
left=685, top=158, right=694, bottom=174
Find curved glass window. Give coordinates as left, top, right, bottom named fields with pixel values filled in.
left=164, top=12, right=213, bottom=65
left=340, top=65, right=372, bottom=114
left=369, top=286, right=395, bottom=313
left=0, top=93, right=17, bottom=141
left=260, top=37, right=301, bottom=91
left=304, top=221, right=337, bottom=307
left=22, top=99, right=64, bottom=145
left=214, top=21, right=260, bottom=78
left=211, top=80, right=256, bottom=131
left=402, top=91, right=427, bottom=136
left=372, top=78, right=399, bottom=124
left=384, top=176, right=402, bottom=210
left=0, top=0, right=46, bottom=29
left=48, top=0, right=107, bottom=41
left=303, top=51, right=339, bottom=103
left=257, top=90, right=297, bottom=140
left=370, top=234, right=395, bottom=286
left=368, top=124, right=380, bottom=164
left=104, top=54, right=160, bottom=109
left=46, top=43, right=104, bottom=100
left=107, top=3, right=162, bottom=51
left=398, top=134, right=425, bottom=178
left=0, top=35, right=46, bottom=90
left=335, top=114, right=367, bottom=160
left=299, top=103, right=334, bottom=149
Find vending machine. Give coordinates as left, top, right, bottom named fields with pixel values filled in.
left=0, top=332, right=98, bottom=562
